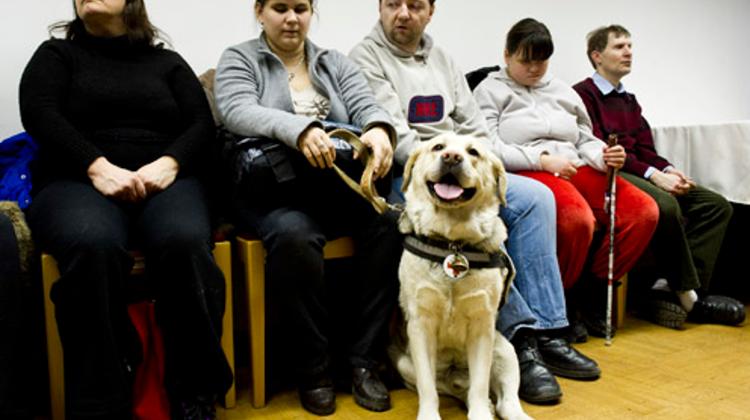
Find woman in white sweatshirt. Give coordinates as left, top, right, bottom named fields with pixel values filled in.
left=474, top=18, right=658, bottom=336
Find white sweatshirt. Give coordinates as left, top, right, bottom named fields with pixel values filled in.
left=473, top=69, right=606, bottom=172
left=349, top=23, right=535, bottom=169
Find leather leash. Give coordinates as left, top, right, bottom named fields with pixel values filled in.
left=328, top=128, right=398, bottom=214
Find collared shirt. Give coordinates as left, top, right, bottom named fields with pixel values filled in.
left=591, top=72, right=626, bottom=95
left=590, top=72, right=669, bottom=179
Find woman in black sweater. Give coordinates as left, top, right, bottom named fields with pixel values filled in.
left=19, top=1, right=231, bottom=419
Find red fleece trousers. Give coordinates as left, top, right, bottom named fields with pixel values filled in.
left=519, top=166, right=658, bottom=289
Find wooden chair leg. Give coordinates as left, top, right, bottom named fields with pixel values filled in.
left=247, top=240, right=267, bottom=409
left=213, top=241, right=236, bottom=409
left=41, top=254, right=65, bottom=420
left=237, top=237, right=267, bottom=408
left=616, top=274, right=629, bottom=329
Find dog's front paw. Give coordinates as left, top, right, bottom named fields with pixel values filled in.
left=468, top=405, right=495, bottom=420
left=416, top=408, right=442, bottom=420
left=496, top=406, right=533, bottom=420
left=505, top=413, right=533, bottom=420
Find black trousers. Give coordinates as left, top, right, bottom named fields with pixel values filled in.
left=0, top=213, right=21, bottom=417
left=27, top=178, right=232, bottom=419
left=233, top=153, right=401, bottom=378
left=621, top=173, right=733, bottom=293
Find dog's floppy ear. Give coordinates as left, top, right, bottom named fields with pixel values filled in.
left=491, top=154, right=507, bottom=207
left=401, top=145, right=422, bottom=193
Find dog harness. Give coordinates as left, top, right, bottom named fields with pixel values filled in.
left=403, top=235, right=514, bottom=308
left=403, top=235, right=515, bottom=299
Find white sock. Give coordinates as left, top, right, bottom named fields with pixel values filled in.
left=651, top=278, right=671, bottom=292
left=677, top=290, right=699, bottom=312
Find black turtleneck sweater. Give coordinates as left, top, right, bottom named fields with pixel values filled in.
left=19, top=28, right=215, bottom=189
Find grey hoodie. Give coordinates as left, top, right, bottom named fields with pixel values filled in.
left=349, top=23, right=538, bottom=170
left=473, top=69, right=606, bottom=171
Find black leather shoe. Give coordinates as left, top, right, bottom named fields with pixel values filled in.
left=171, top=394, right=217, bottom=420
left=512, top=334, right=562, bottom=404
left=299, top=373, right=336, bottom=416
left=580, top=310, right=615, bottom=338
left=565, top=311, right=589, bottom=344
left=537, top=335, right=601, bottom=380
left=573, top=276, right=618, bottom=338
left=352, top=367, right=391, bottom=412
left=689, top=295, right=746, bottom=326
left=171, top=399, right=202, bottom=420
left=170, top=395, right=216, bottom=420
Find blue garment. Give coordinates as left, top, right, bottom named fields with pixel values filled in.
left=496, top=174, right=568, bottom=338
left=0, top=132, right=37, bottom=209
left=390, top=173, right=568, bottom=339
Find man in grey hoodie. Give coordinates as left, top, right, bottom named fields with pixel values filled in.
left=350, top=0, right=600, bottom=405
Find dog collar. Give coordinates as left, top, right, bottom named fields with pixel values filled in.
left=403, top=235, right=514, bottom=277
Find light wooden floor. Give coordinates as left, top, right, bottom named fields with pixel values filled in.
left=220, top=311, right=750, bottom=420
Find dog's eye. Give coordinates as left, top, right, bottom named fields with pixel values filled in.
left=467, top=148, right=480, bottom=157
left=432, top=144, right=445, bottom=152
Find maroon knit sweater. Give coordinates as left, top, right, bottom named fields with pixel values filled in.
left=573, top=77, right=671, bottom=177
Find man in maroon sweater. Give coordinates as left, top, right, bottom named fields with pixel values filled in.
left=573, top=25, right=745, bottom=328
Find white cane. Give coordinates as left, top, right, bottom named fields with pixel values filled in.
left=604, top=134, right=618, bottom=346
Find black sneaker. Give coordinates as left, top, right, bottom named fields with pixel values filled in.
left=640, top=290, right=687, bottom=329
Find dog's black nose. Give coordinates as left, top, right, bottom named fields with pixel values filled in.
left=441, top=151, right=463, bottom=167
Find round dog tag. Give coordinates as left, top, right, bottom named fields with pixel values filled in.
left=443, top=253, right=470, bottom=279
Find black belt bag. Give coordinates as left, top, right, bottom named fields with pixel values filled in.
left=232, top=136, right=297, bottom=184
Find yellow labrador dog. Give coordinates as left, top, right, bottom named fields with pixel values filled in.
left=392, top=133, right=531, bottom=420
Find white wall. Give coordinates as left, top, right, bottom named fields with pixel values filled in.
left=2, top=0, right=749, bottom=137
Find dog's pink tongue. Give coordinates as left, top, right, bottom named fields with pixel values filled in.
left=434, top=183, right=464, bottom=200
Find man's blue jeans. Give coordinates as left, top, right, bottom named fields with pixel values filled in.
left=391, top=173, right=568, bottom=340
left=497, top=174, right=568, bottom=339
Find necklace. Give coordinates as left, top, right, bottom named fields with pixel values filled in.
left=286, top=54, right=306, bottom=82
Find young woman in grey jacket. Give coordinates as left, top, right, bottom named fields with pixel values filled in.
left=215, top=0, right=400, bottom=416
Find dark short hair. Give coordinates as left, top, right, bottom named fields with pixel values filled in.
left=378, top=0, right=436, bottom=5
left=586, top=24, right=630, bottom=69
left=505, top=18, right=553, bottom=62
left=257, top=0, right=315, bottom=7
left=50, top=0, right=163, bottom=46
